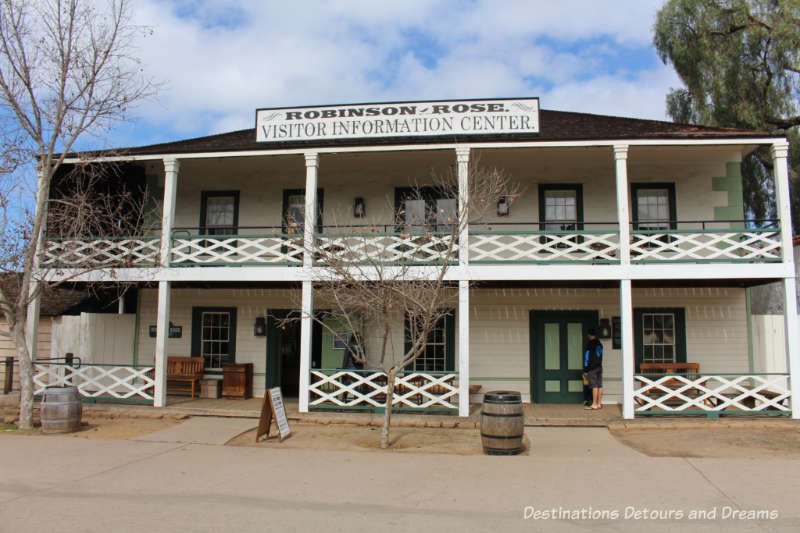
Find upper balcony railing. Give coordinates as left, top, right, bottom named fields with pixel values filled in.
left=40, top=220, right=782, bottom=269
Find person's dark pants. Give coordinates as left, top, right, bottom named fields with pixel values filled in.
left=583, top=382, right=592, bottom=404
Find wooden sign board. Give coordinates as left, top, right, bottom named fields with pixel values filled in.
left=255, top=387, right=291, bottom=442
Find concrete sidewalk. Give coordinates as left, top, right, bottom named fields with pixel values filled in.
left=1, top=428, right=798, bottom=532
left=133, top=417, right=256, bottom=445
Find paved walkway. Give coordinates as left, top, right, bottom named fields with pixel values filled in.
left=133, top=417, right=256, bottom=445
left=1, top=428, right=798, bottom=532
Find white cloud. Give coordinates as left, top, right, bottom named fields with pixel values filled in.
left=120, top=0, right=679, bottom=144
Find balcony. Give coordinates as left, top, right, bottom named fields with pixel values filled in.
left=40, top=220, right=782, bottom=270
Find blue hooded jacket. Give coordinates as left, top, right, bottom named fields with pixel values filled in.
left=583, top=339, right=603, bottom=372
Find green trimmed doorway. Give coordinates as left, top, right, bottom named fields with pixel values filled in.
left=265, top=310, right=321, bottom=397
left=530, top=310, right=598, bottom=404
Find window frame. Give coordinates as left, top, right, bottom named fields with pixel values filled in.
left=394, top=186, right=458, bottom=233
left=191, top=306, right=238, bottom=371
left=199, top=191, right=240, bottom=236
left=403, top=310, right=456, bottom=372
left=633, top=307, right=686, bottom=371
left=630, top=183, right=677, bottom=231
left=281, top=188, right=324, bottom=234
left=538, top=184, right=584, bottom=231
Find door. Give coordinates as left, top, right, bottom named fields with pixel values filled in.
left=530, top=310, right=598, bottom=403
left=266, top=310, right=321, bottom=397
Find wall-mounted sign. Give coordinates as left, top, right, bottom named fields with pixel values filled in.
left=149, top=323, right=182, bottom=339
left=255, top=98, right=539, bottom=143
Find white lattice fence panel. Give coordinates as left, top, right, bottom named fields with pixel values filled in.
left=170, top=236, right=304, bottom=265
left=631, top=230, right=781, bottom=261
left=317, top=234, right=456, bottom=264
left=34, top=364, right=154, bottom=400
left=309, top=370, right=458, bottom=409
left=469, top=232, right=619, bottom=262
left=42, top=238, right=161, bottom=267
left=634, top=374, right=790, bottom=413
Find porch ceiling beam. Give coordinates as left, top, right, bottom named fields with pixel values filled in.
left=38, top=262, right=795, bottom=283
left=60, top=137, right=786, bottom=164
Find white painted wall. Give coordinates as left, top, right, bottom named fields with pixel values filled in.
left=752, top=314, right=789, bottom=373
left=50, top=313, right=136, bottom=365
left=137, top=285, right=747, bottom=402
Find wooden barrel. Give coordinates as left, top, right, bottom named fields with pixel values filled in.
left=481, top=390, right=524, bottom=455
left=40, top=386, right=82, bottom=434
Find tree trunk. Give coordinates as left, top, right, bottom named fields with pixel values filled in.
left=380, top=368, right=397, bottom=449
left=13, top=323, right=34, bottom=429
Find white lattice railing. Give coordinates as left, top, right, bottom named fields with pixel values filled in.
left=634, top=373, right=790, bottom=414
left=42, top=237, right=161, bottom=267
left=309, top=369, right=458, bottom=410
left=630, top=229, right=781, bottom=262
left=469, top=231, right=619, bottom=262
left=316, top=233, right=457, bottom=264
left=33, top=363, right=154, bottom=401
left=170, top=234, right=304, bottom=265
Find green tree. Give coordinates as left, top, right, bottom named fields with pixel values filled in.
left=654, top=0, right=800, bottom=229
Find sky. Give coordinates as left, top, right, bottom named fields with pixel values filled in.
left=91, top=0, right=683, bottom=151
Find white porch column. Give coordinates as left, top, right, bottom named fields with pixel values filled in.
left=456, top=146, right=470, bottom=267
left=153, top=281, right=170, bottom=407
left=298, top=153, right=319, bottom=413
left=25, top=165, right=48, bottom=362
left=620, top=279, right=635, bottom=419
left=772, top=141, right=800, bottom=419
left=154, top=158, right=179, bottom=408
left=613, top=145, right=631, bottom=266
left=614, top=145, right=635, bottom=418
left=458, top=280, right=470, bottom=417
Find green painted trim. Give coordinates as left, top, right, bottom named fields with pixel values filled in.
left=471, top=229, right=617, bottom=235
left=191, top=307, right=237, bottom=365
left=712, top=162, right=745, bottom=227
left=746, top=288, right=755, bottom=373
left=309, top=405, right=457, bottom=413
left=132, top=290, right=141, bottom=367
left=635, top=410, right=788, bottom=417
left=470, top=259, right=620, bottom=265
left=632, top=258, right=782, bottom=264
left=170, top=261, right=300, bottom=267
left=635, top=372, right=788, bottom=376
left=200, top=190, right=240, bottom=235
left=45, top=235, right=161, bottom=242
left=631, top=227, right=778, bottom=234
left=470, top=377, right=530, bottom=381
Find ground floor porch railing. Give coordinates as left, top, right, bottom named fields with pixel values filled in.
left=33, top=362, right=154, bottom=402
left=633, top=373, right=791, bottom=416
left=309, top=369, right=458, bottom=411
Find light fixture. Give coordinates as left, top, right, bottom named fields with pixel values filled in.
left=598, top=318, right=612, bottom=339
left=254, top=316, right=266, bottom=336
left=354, top=197, right=366, bottom=218
left=497, top=196, right=509, bottom=216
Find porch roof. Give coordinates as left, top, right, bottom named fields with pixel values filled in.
left=80, top=109, right=775, bottom=158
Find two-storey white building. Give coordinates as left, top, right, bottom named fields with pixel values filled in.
left=31, top=98, right=799, bottom=420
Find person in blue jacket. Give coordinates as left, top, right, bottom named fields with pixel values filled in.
left=583, top=328, right=603, bottom=410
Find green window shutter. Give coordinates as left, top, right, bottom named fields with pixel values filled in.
left=191, top=308, right=202, bottom=358
left=445, top=311, right=456, bottom=372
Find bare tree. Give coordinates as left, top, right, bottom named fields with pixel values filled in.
left=0, top=0, right=156, bottom=428
left=280, top=161, right=520, bottom=448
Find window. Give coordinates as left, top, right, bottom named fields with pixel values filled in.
left=395, top=187, right=457, bottom=233
left=631, top=183, right=676, bottom=230
left=200, top=191, right=239, bottom=236
left=282, top=189, right=324, bottom=234
left=538, top=184, right=583, bottom=246
left=404, top=311, right=455, bottom=372
left=192, top=307, right=237, bottom=370
left=633, top=308, right=686, bottom=370
left=641, top=313, right=675, bottom=363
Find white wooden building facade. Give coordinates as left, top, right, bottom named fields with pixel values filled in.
left=28, top=100, right=800, bottom=419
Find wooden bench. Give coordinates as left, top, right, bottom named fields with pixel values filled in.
left=146, top=357, right=205, bottom=398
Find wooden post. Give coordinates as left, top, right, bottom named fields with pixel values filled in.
left=458, top=280, right=470, bottom=417
left=456, top=146, right=470, bottom=267
left=299, top=152, right=318, bottom=413
left=3, top=357, right=13, bottom=394
left=620, top=279, right=635, bottom=419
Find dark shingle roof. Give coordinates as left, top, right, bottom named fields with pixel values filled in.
left=97, top=109, right=776, bottom=157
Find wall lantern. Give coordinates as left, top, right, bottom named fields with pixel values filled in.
left=354, top=197, right=366, bottom=218
left=597, top=318, right=612, bottom=339
left=497, top=196, right=510, bottom=216
left=254, top=316, right=266, bottom=337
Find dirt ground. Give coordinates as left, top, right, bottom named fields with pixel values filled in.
left=227, top=422, right=530, bottom=455
left=2, top=414, right=183, bottom=440
left=610, top=427, right=800, bottom=459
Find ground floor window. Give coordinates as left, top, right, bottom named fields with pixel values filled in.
left=633, top=307, right=686, bottom=369
left=191, top=307, right=237, bottom=370
left=404, top=311, right=455, bottom=372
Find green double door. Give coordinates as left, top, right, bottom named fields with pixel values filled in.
left=530, top=311, right=598, bottom=403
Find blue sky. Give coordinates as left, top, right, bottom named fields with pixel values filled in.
left=84, top=0, right=681, bottom=151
